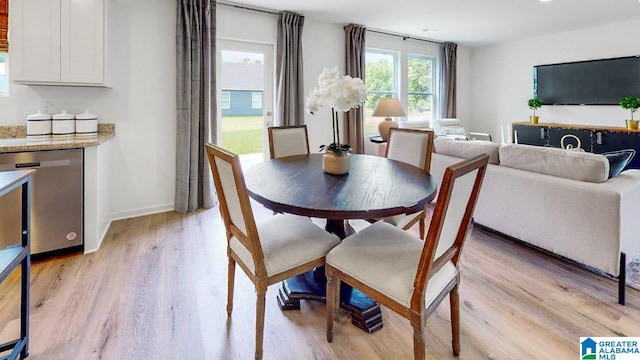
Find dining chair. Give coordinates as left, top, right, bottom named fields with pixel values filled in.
left=325, top=154, right=489, bottom=360
left=268, top=125, right=310, bottom=159
left=379, top=128, right=435, bottom=238
left=206, top=143, right=340, bottom=360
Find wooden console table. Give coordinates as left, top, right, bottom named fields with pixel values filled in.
left=513, top=122, right=640, bottom=169
left=0, top=170, right=33, bottom=360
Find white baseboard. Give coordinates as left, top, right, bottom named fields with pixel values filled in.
left=111, top=203, right=175, bottom=222
left=82, top=204, right=174, bottom=254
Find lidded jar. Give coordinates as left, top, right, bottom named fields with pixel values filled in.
left=26, top=110, right=52, bottom=140
left=75, top=110, right=98, bottom=138
left=52, top=110, right=75, bottom=138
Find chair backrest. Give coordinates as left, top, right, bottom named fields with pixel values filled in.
left=386, top=128, right=435, bottom=172
left=411, top=154, right=489, bottom=309
left=206, top=143, right=267, bottom=277
left=268, top=125, right=310, bottom=159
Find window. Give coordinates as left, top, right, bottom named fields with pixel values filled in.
left=251, top=91, right=262, bottom=109
left=364, top=49, right=399, bottom=134
left=407, top=54, right=435, bottom=124
left=364, top=47, right=437, bottom=135
left=221, top=91, right=231, bottom=109
left=0, top=53, right=7, bottom=96
left=0, top=0, right=8, bottom=96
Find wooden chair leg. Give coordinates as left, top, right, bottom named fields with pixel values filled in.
left=412, top=324, right=426, bottom=360
left=450, top=285, right=461, bottom=356
left=227, top=258, right=236, bottom=316
left=419, top=214, right=426, bottom=239
left=326, top=268, right=337, bottom=342
left=255, top=285, right=266, bottom=360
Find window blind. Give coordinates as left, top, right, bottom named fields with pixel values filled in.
left=0, top=0, right=7, bottom=52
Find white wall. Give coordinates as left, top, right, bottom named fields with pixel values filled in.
left=0, top=0, right=177, bottom=220
left=470, top=19, right=640, bottom=141
left=0, top=1, right=473, bottom=226
left=301, top=19, right=344, bottom=151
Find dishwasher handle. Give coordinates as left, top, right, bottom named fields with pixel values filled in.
left=15, top=162, right=41, bottom=169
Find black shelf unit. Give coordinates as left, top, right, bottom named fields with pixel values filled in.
left=0, top=170, right=33, bottom=360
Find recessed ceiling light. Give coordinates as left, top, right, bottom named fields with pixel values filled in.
left=540, top=0, right=551, bottom=2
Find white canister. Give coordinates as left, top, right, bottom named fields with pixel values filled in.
left=52, top=110, right=75, bottom=138
left=75, top=110, right=98, bottom=138
left=26, top=110, right=52, bottom=139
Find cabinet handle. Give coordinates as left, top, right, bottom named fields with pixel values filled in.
left=540, top=128, right=547, bottom=139
left=596, top=132, right=603, bottom=144
left=15, top=162, right=40, bottom=169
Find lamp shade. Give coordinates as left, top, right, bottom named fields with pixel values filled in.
left=372, top=98, right=406, bottom=117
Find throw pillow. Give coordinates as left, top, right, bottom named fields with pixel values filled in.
left=499, top=144, right=609, bottom=183
left=602, top=149, right=636, bottom=178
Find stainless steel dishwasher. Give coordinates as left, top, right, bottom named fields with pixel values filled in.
left=0, top=148, right=83, bottom=255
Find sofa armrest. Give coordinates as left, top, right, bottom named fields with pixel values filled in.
left=610, top=169, right=640, bottom=267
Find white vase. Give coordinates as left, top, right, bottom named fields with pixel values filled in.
left=378, top=118, right=399, bottom=142
left=323, top=152, right=351, bottom=175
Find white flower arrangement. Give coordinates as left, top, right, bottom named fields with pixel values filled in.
left=306, top=67, right=367, bottom=154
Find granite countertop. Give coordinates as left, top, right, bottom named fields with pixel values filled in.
left=0, top=123, right=115, bottom=152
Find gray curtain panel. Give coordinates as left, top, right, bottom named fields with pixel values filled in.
left=439, top=42, right=457, bottom=118
left=344, top=24, right=366, bottom=154
left=175, top=0, right=217, bottom=214
left=276, top=11, right=305, bottom=126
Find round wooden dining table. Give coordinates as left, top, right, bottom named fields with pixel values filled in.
left=244, top=153, right=437, bottom=333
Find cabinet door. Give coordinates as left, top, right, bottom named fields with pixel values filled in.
left=60, top=0, right=104, bottom=84
left=593, top=130, right=640, bottom=169
left=548, top=128, right=592, bottom=151
left=10, top=0, right=61, bottom=82
left=513, top=124, right=548, bottom=146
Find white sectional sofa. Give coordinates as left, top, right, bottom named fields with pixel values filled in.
left=430, top=138, right=640, bottom=304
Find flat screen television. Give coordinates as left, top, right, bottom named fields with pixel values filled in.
left=533, top=56, right=640, bottom=105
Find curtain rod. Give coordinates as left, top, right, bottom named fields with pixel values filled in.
left=215, top=3, right=442, bottom=45
left=217, top=1, right=280, bottom=16
left=367, top=28, right=443, bottom=45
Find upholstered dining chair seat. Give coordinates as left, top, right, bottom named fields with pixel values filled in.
left=381, top=210, right=425, bottom=231
left=327, top=221, right=457, bottom=307
left=230, top=213, right=341, bottom=276
left=207, top=143, right=340, bottom=360
left=326, top=154, right=490, bottom=360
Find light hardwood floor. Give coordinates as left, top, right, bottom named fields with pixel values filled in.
left=0, top=204, right=639, bottom=359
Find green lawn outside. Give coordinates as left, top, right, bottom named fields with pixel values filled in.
left=221, top=115, right=263, bottom=155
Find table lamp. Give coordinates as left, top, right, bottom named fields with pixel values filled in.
left=372, top=98, right=406, bottom=141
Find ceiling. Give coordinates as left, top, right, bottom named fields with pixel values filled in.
left=223, top=0, right=640, bottom=47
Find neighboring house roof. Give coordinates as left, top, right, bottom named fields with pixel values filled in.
left=221, top=62, right=264, bottom=91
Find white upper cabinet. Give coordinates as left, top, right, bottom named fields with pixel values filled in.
left=10, top=0, right=105, bottom=86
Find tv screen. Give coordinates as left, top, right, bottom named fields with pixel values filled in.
left=533, top=56, right=640, bottom=105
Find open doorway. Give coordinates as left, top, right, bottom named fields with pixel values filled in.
left=217, top=39, right=274, bottom=168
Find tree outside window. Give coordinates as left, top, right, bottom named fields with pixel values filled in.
left=365, top=49, right=398, bottom=134
left=407, top=54, right=434, bottom=123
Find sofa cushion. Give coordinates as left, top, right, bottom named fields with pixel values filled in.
left=499, top=144, right=609, bottom=183
left=602, top=149, right=635, bottom=178
left=434, top=137, right=500, bottom=164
